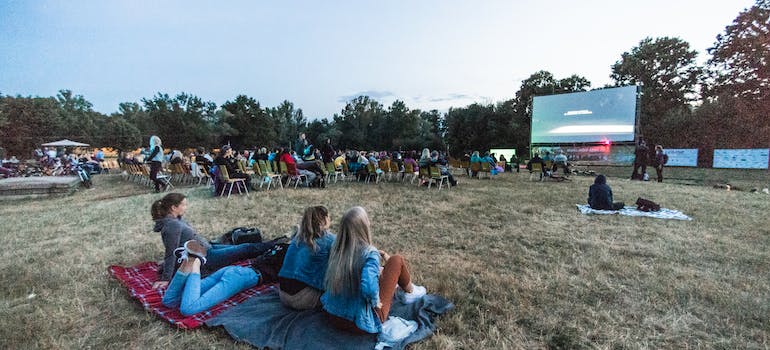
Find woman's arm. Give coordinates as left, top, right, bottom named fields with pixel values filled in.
left=148, top=146, right=160, bottom=162
left=359, top=253, right=381, bottom=307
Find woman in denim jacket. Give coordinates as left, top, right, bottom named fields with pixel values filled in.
left=321, top=207, right=426, bottom=334
left=278, top=206, right=336, bottom=310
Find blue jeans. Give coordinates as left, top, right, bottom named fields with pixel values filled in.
left=203, top=243, right=275, bottom=275
left=162, top=266, right=261, bottom=316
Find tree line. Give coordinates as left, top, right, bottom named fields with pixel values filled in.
left=1, top=1, right=767, bottom=166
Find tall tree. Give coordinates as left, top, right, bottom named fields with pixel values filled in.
left=221, top=95, right=276, bottom=149
left=0, top=95, right=60, bottom=156
left=141, top=92, right=218, bottom=149
left=334, top=96, right=385, bottom=149
left=705, top=0, right=770, bottom=101
left=267, top=100, right=306, bottom=148
left=610, top=37, right=700, bottom=146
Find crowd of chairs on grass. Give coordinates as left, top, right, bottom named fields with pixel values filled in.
left=0, top=147, right=118, bottom=180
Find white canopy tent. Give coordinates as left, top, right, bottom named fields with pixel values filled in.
left=41, top=139, right=90, bottom=147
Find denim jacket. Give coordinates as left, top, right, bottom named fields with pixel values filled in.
left=278, top=231, right=336, bottom=291
left=321, top=246, right=382, bottom=333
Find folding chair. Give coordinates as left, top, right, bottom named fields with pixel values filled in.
left=428, top=166, right=449, bottom=190
left=279, top=161, right=307, bottom=189
left=529, top=162, right=544, bottom=181
left=258, top=160, right=282, bottom=190
left=365, top=163, right=380, bottom=184
left=480, top=162, right=491, bottom=179
left=219, top=166, right=248, bottom=197
left=403, top=162, right=417, bottom=184
left=325, top=162, right=341, bottom=183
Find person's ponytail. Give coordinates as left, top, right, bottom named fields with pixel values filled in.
left=150, top=193, right=186, bottom=220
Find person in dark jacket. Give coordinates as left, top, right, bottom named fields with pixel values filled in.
left=588, top=175, right=624, bottom=210
left=631, top=139, right=649, bottom=180
left=214, top=145, right=252, bottom=189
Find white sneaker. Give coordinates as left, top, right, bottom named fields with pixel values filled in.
left=402, top=284, right=426, bottom=304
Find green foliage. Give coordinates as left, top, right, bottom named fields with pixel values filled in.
left=706, top=0, right=770, bottom=101
left=267, top=100, right=306, bottom=148
left=0, top=95, right=60, bottom=156
left=141, top=93, right=219, bottom=149
left=611, top=37, right=700, bottom=146
left=220, top=95, right=276, bottom=149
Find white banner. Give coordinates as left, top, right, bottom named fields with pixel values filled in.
left=713, top=149, right=770, bottom=169
left=664, top=149, right=698, bottom=167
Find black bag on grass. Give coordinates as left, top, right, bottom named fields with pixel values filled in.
left=635, top=197, right=660, bottom=212
left=217, top=227, right=263, bottom=245
left=251, top=243, right=289, bottom=284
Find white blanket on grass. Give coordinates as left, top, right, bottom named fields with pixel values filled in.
left=576, top=204, right=692, bottom=221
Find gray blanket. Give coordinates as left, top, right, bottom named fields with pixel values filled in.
left=206, top=289, right=453, bottom=350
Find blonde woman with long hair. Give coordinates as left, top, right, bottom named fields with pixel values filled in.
left=321, top=207, right=426, bottom=334
left=148, top=135, right=166, bottom=192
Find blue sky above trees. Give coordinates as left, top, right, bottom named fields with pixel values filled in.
left=0, top=0, right=755, bottom=119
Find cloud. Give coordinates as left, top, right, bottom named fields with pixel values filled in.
left=337, top=90, right=395, bottom=103
left=428, top=93, right=475, bottom=102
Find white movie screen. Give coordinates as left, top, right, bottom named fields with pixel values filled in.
left=531, top=86, right=638, bottom=144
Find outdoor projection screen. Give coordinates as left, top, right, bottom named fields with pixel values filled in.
left=531, top=86, right=638, bottom=144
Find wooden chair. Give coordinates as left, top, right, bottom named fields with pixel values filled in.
left=279, top=161, right=307, bottom=189
left=219, top=166, right=248, bottom=197
left=258, top=160, right=282, bottom=190
left=529, top=162, right=544, bottom=181
left=428, top=166, right=449, bottom=191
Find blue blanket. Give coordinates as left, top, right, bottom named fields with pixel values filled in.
left=205, top=290, right=453, bottom=350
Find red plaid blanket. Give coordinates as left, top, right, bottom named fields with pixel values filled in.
left=108, top=261, right=276, bottom=329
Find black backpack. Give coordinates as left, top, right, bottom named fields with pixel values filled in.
left=251, top=243, right=290, bottom=283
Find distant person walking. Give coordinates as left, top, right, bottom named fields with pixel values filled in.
left=630, top=139, right=648, bottom=180
left=148, top=135, right=166, bottom=193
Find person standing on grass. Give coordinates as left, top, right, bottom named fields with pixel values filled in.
left=147, top=135, right=166, bottom=193
left=652, top=145, right=667, bottom=183
left=150, top=193, right=281, bottom=289
left=588, top=174, right=625, bottom=210
left=631, top=138, right=649, bottom=180
left=278, top=206, right=336, bottom=310
left=321, top=206, right=426, bottom=334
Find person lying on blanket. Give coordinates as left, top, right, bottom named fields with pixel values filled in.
left=161, top=241, right=263, bottom=316
left=278, top=206, right=336, bottom=310
left=588, top=174, right=625, bottom=211
left=321, top=206, right=427, bottom=334
left=151, top=193, right=282, bottom=289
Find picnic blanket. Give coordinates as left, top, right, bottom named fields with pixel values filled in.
left=206, top=289, right=454, bottom=350
left=108, top=261, right=276, bottom=329
left=576, top=204, right=692, bottom=221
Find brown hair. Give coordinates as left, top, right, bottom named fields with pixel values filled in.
left=298, top=205, right=329, bottom=251
left=150, top=193, right=186, bottom=220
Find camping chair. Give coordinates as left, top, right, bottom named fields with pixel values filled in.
left=480, top=162, right=491, bottom=179
left=529, top=162, right=544, bottom=181
left=389, top=161, right=402, bottom=182
left=470, top=162, right=481, bottom=178
left=417, top=166, right=430, bottom=186
left=378, top=160, right=391, bottom=181
left=279, top=161, right=307, bottom=189
left=365, top=163, right=380, bottom=184
left=403, top=163, right=417, bottom=184
left=258, top=160, right=282, bottom=190
left=219, top=166, right=248, bottom=198
left=428, top=166, right=449, bottom=191
left=325, top=162, right=341, bottom=183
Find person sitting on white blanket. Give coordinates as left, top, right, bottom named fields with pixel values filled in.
left=588, top=175, right=624, bottom=210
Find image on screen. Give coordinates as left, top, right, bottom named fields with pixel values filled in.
left=531, top=86, right=638, bottom=144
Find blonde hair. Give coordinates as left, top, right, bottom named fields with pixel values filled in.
left=324, top=206, right=373, bottom=296
left=297, top=206, right=329, bottom=251
left=420, top=148, right=431, bottom=160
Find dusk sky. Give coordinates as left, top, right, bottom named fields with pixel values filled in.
left=0, top=0, right=755, bottom=119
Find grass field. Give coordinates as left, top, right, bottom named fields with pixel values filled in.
left=0, top=170, right=768, bottom=349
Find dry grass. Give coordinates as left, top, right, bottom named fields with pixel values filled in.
left=0, top=170, right=768, bottom=349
